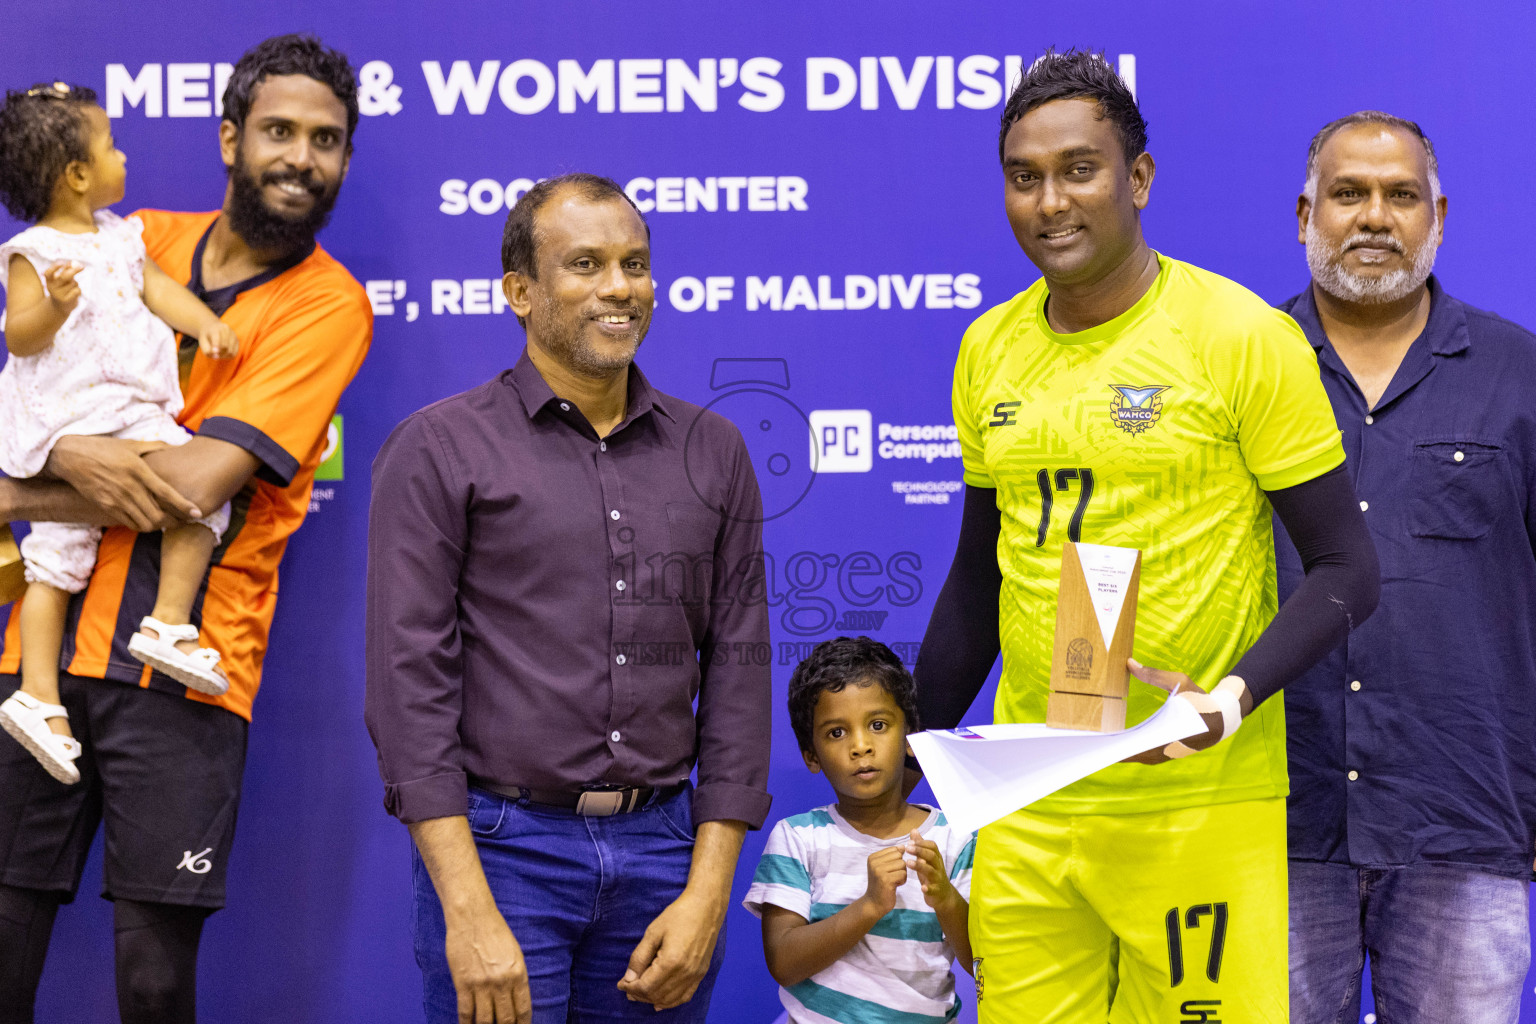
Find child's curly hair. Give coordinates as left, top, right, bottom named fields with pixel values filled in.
left=0, top=82, right=99, bottom=223
left=787, top=636, right=921, bottom=753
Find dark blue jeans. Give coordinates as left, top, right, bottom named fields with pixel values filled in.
left=1289, top=859, right=1530, bottom=1024
left=413, top=784, right=724, bottom=1023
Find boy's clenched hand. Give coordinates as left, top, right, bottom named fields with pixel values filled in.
left=905, top=830, right=962, bottom=914
left=859, top=845, right=908, bottom=918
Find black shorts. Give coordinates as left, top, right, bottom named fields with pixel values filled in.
left=0, top=673, right=247, bottom=908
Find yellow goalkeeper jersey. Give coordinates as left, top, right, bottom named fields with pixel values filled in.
left=952, top=254, right=1344, bottom=814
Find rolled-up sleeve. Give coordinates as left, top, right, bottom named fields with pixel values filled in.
left=692, top=434, right=773, bottom=828
left=364, top=411, right=471, bottom=824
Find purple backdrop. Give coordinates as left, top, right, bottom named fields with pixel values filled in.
left=1, top=2, right=1532, bottom=1020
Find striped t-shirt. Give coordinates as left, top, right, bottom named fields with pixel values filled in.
left=743, top=803, right=975, bottom=1024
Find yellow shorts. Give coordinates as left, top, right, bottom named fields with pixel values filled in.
left=970, top=797, right=1286, bottom=1024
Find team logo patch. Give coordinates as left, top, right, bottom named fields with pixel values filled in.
left=973, top=957, right=984, bottom=1002
left=1109, top=385, right=1170, bottom=435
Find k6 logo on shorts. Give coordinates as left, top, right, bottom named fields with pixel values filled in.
left=809, top=409, right=872, bottom=473
left=178, top=847, right=213, bottom=875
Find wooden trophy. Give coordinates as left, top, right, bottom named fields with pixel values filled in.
left=1046, top=541, right=1142, bottom=732
left=0, top=524, right=24, bottom=606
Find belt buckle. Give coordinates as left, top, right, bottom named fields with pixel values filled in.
left=576, top=786, right=629, bottom=816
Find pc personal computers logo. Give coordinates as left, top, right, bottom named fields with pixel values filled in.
left=808, top=409, right=872, bottom=473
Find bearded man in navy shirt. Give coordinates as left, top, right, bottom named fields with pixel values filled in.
left=1278, top=111, right=1536, bottom=1024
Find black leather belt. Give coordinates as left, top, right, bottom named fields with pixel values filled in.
left=469, top=777, right=687, bottom=817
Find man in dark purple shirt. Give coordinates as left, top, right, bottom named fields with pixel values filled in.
left=1279, top=112, right=1536, bottom=1024
left=366, top=173, right=771, bottom=1024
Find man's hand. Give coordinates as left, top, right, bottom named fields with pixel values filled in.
left=199, top=321, right=239, bottom=359
left=618, top=889, right=726, bottom=1011
left=906, top=831, right=961, bottom=914
left=44, top=435, right=201, bottom=531
left=444, top=908, right=533, bottom=1024
left=619, top=817, right=744, bottom=1010
left=410, top=817, right=533, bottom=1024
left=1121, top=659, right=1227, bottom=765
left=43, top=262, right=83, bottom=316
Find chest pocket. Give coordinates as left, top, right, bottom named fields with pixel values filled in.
left=1405, top=440, right=1508, bottom=540
left=661, top=503, right=720, bottom=607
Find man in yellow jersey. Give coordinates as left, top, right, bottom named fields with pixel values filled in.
left=913, top=50, right=1380, bottom=1023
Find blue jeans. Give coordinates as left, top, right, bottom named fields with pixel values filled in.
left=1289, top=860, right=1530, bottom=1024
left=413, top=783, right=724, bottom=1023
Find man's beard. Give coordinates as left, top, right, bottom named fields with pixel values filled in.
left=225, top=153, right=340, bottom=256
left=1306, top=218, right=1438, bottom=305
left=530, top=291, right=649, bottom=377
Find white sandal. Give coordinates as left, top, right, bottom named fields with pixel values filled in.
left=127, top=616, right=229, bottom=696
left=0, top=690, right=82, bottom=784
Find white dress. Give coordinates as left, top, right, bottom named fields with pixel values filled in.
left=0, top=211, right=226, bottom=593
left=0, top=211, right=183, bottom=477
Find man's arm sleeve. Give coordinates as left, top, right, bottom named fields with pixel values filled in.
left=1202, top=307, right=1375, bottom=705
left=1216, top=310, right=1345, bottom=492
left=693, top=434, right=773, bottom=828
left=913, top=485, right=1002, bottom=731
left=364, top=413, right=472, bottom=823
left=1229, top=464, right=1380, bottom=706
left=913, top=330, right=1002, bottom=732
left=197, top=284, right=372, bottom=485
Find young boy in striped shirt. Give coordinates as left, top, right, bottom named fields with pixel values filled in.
left=745, top=636, right=975, bottom=1024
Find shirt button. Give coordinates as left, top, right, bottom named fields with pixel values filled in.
left=611, top=730, right=623, bottom=742
left=615, top=653, right=627, bottom=665
left=610, top=510, right=621, bottom=520
left=559, top=402, right=571, bottom=412
left=1350, top=680, right=1361, bottom=691
left=1364, top=415, right=1374, bottom=425
left=1359, top=500, right=1369, bottom=512
left=616, top=580, right=626, bottom=591
left=599, top=441, right=607, bottom=452
left=1347, top=770, right=1359, bottom=781
left=1454, top=450, right=1465, bottom=462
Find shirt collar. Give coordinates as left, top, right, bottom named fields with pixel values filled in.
left=506, top=348, right=673, bottom=425
left=1288, top=274, right=1470, bottom=358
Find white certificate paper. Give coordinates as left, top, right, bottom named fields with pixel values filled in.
left=907, top=696, right=1208, bottom=835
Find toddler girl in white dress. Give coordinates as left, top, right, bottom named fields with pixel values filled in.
left=0, top=82, right=238, bottom=783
